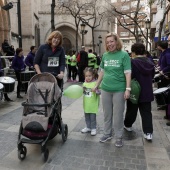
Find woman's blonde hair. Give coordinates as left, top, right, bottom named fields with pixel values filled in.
left=46, top=30, right=63, bottom=46
left=105, top=32, right=123, bottom=51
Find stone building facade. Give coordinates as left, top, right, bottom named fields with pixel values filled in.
left=0, top=0, right=111, bottom=55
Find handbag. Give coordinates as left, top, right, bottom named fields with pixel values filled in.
left=129, top=78, right=141, bottom=104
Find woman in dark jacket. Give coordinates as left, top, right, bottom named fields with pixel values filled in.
left=34, top=30, right=65, bottom=91
left=124, top=43, right=155, bottom=141
left=12, top=48, right=26, bottom=98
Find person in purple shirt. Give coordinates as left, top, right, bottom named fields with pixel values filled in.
left=25, top=46, right=37, bottom=71
left=157, top=41, right=170, bottom=88
left=12, top=48, right=26, bottom=98
left=124, top=43, right=155, bottom=141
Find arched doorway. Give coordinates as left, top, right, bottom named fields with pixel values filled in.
left=63, top=37, right=72, bottom=54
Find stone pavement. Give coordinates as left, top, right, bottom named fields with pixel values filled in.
left=0, top=81, right=170, bottom=170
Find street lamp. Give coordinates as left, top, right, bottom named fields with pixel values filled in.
left=80, top=22, right=88, bottom=46
left=145, top=19, right=151, bottom=51
left=1, top=1, right=22, bottom=48
left=98, top=35, right=102, bottom=56
left=138, top=31, right=142, bottom=43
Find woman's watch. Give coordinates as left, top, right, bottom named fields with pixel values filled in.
left=126, top=87, right=131, bottom=91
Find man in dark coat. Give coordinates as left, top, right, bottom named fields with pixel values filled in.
left=77, top=46, right=88, bottom=82
left=2, top=39, right=15, bottom=56
left=2, top=39, right=15, bottom=63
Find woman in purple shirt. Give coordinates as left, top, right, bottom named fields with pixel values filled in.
left=12, top=48, right=26, bottom=98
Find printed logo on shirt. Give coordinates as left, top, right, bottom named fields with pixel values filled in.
left=83, top=87, right=92, bottom=97
left=104, top=60, right=120, bottom=67
left=48, top=57, right=59, bottom=67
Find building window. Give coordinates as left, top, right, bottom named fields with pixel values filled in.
left=58, top=0, right=68, bottom=2
left=111, top=0, right=117, bottom=2
left=122, top=40, right=130, bottom=43
left=121, top=5, right=130, bottom=10
left=120, top=32, right=129, bottom=36
left=122, top=15, right=129, bottom=19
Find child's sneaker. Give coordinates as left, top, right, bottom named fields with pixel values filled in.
left=91, top=129, right=96, bottom=136
left=144, top=133, right=152, bottom=141
left=81, top=127, right=91, bottom=133
left=115, top=138, right=123, bottom=147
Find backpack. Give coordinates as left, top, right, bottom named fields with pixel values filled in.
left=77, top=53, right=80, bottom=63
left=129, top=79, right=141, bottom=104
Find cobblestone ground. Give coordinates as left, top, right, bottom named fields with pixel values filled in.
left=0, top=81, right=170, bottom=170
left=44, top=139, right=147, bottom=170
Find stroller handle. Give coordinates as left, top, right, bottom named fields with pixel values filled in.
left=21, top=102, right=51, bottom=107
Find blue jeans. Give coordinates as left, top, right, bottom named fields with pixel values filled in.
left=84, top=113, right=96, bottom=129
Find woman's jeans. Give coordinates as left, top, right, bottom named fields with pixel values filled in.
left=101, top=90, right=125, bottom=139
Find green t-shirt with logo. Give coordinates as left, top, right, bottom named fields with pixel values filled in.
left=66, top=55, right=71, bottom=65
left=83, top=81, right=100, bottom=114
left=70, top=54, right=77, bottom=66
left=100, top=50, right=131, bottom=92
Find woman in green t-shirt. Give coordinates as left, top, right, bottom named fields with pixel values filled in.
left=93, top=32, right=131, bottom=147
left=70, top=50, right=78, bottom=82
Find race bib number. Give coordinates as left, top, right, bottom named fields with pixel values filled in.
left=48, top=57, right=59, bottom=67
left=84, top=88, right=92, bottom=97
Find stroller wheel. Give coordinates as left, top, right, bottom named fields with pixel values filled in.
left=42, top=148, right=49, bottom=162
left=18, top=146, right=27, bottom=160
left=61, top=124, right=68, bottom=142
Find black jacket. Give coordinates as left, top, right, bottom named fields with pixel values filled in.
left=79, top=50, right=88, bottom=67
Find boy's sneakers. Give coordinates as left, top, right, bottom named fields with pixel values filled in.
left=115, top=138, right=123, bottom=147
left=124, top=126, right=132, bottom=132
left=91, top=129, right=96, bottom=136
left=99, top=136, right=112, bottom=143
left=144, top=133, right=152, bottom=141
left=81, top=127, right=91, bottom=133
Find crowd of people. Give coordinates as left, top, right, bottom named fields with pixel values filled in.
left=0, top=40, right=37, bottom=101
left=1, top=30, right=170, bottom=148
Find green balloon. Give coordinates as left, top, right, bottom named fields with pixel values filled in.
left=63, top=85, right=83, bottom=99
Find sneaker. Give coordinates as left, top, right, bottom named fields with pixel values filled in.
left=99, top=136, right=112, bottom=143
left=115, top=138, right=123, bottom=147
left=81, top=127, right=91, bottom=133
left=144, top=133, right=152, bottom=141
left=124, top=126, right=132, bottom=132
left=91, top=129, right=96, bottom=136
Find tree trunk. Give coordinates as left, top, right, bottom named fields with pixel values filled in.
left=76, top=27, right=79, bottom=52
left=92, top=28, right=95, bottom=52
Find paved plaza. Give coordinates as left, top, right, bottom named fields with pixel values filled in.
left=0, top=81, right=170, bottom=170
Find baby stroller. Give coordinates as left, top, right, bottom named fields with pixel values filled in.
left=17, top=73, right=68, bottom=162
